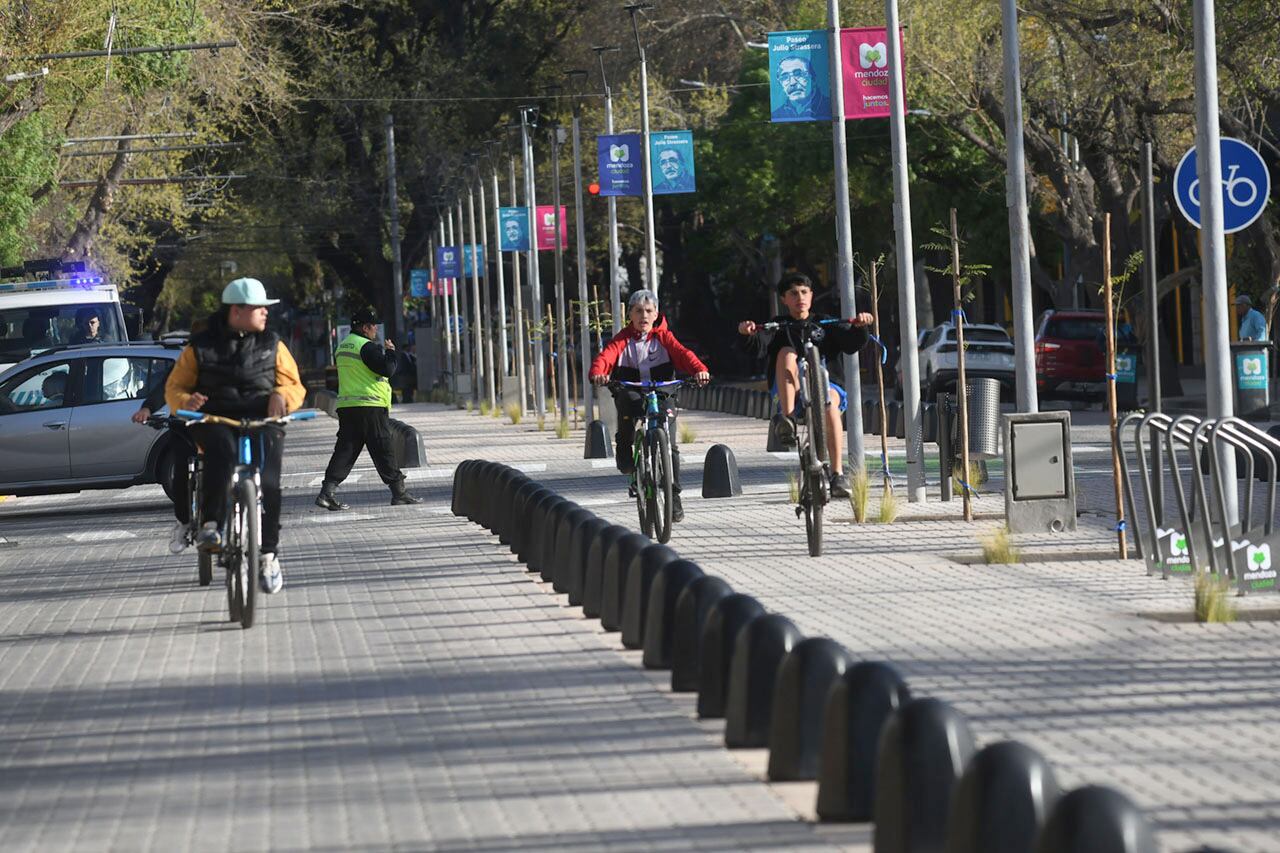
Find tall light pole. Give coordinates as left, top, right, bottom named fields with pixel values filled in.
left=455, top=195, right=473, bottom=382
left=1194, top=0, right=1237, bottom=516
left=567, top=69, right=595, bottom=422
left=446, top=204, right=463, bottom=381
left=437, top=213, right=454, bottom=378
left=885, top=0, right=926, bottom=502
left=548, top=114, right=571, bottom=422
left=519, top=105, right=548, bottom=417
left=1000, top=0, right=1038, bottom=413
left=474, top=159, right=497, bottom=411
left=384, top=114, right=405, bottom=341
left=593, top=44, right=624, bottom=333
left=825, top=0, right=865, bottom=476
left=487, top=142, right=510, bottom=383
left=624, top=3, right=659, bottom=295
left=506, top=125, right=529, bottom=410
left=465, top=183, right=483, bottom=404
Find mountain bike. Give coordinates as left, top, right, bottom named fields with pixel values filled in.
left=175, top=408, right=316, bottom=628
left=762, top=318, right=842, bottom=557
left=145, top=415, right=212, bottom=585
left=611, top=379, right=690, bottom=544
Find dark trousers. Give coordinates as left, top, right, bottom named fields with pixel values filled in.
left=169, top=431, right=198, bottom=524
left=612, top=390, right=681, bottom=491
left=189, top=423, right=285, bottom=554
left=323, top=406, right=402, bottom=487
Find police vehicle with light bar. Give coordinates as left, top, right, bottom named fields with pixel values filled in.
left=0, top=259, right=129, bottom=373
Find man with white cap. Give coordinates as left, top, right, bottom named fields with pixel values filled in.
left=165, top=278, right=306, bottom=593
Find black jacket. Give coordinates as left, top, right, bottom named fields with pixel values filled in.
left=741, top=313, right=870, bottom=385
left=190, top=314, right=281, bottom=418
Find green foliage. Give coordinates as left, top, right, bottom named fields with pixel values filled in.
left=555, top=419, right=570, bottom=440
left=678, top=422, right=697, bottom=444
left=1194, top=572, right=1237, bottom=623
left=981, top=527, right=1020, bottom=564
left=849, top=467, right=870, bottom=523
left=0, top=116, right=56, bottom=265
left=505, top=402, right=522, bottom=424
left=876, top=483, right=899, bottom=524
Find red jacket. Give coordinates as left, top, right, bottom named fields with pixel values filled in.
left=589, top=315, right=708, bottom=383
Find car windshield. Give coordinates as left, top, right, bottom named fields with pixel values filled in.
left=0, top=303, right=124, bottom=363
left=1044, top=317, right=1104, bottom=340
left=961, top=328, right=1012, bottom=344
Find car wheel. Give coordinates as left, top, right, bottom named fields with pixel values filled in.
left=156, top=447, right=177, bottom=500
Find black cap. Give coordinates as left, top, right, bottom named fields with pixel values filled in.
left=351, top=307, right=379, bottom=326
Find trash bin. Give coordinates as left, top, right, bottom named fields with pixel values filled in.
left=1232, top=341, right=1271, bottom=420
left=958, top=377, right=1002, bottom=459
left=1114, top=345, right=1139, bottom=411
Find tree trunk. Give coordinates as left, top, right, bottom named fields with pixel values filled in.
left=64, top=123, right=135, bottom=260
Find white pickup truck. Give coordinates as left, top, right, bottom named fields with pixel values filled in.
left=0, top=275, right=129, bottom=373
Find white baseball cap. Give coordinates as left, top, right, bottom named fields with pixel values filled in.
left=221, top=278, right=279, bottom=306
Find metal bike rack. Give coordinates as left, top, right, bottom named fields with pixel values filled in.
left=1163, top=415, right=1217, bottom=578
left=1206, top=418, right=1280, bottom=593
left=1121, top=412, right=1200, bottom=578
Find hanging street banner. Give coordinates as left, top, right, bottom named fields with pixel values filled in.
left=409, top=268, right=431, bottom=298
left=435, top=245, right=461, bottom=279
left=1173, top=138, right=1271, bottom=234
left=840, top=27, right=906, bottom=120
left=650, top=131, right=696, bottom=195
left=463, top=244, right=485, bottom=278
left=768, top=31, right=832, bottom=123
left=597, top=133, right=644, bottom=196
left=534, top=205, right=569, bottom=251
left=498, top=207, right=531, bottom=251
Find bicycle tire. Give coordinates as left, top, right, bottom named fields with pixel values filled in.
left=234, top=478, right=260, bottom=629
left=634, top=436, right=653, bottom=538
left=805, top=345, right=830, bottom=468
left=805, top=494, right=823, bottom=557
left=648, top=428, right=674, bottom=544
left=198, top=550, right=213, bottom=587
left=225, top=557, right=239, bottom=622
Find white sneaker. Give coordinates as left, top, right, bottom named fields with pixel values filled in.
left=168, top=521, right=190, bottom=554
left=259, top=553, right=283, bottom=594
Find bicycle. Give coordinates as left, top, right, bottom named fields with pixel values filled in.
left=761, top=318, right=844, bottom=557
left=610, top=379, right=691, bottom=544
left=144, top=415, right=212, bottom=586
left=174, top=408, right=316, bottom=629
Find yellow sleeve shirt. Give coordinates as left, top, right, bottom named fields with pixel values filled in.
left=164, top=341, right=307, bottom=414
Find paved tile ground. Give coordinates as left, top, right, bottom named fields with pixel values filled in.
left=3, top=398, right=1278, bottom=851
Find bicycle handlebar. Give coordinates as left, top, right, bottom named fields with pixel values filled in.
left=173, top=409, right=318, bottom=427
left=759, top=318, right=848, bottom=331
left=611, top=379, right=691, bottom=390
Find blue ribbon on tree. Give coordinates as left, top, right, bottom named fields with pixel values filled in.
left=868, top=333, right=889, bottom=365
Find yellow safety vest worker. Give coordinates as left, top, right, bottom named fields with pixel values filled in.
left=335, top=333, right=392, bottom=410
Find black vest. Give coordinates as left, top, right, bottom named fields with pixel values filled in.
left=191, top=316, right=280, bottom=417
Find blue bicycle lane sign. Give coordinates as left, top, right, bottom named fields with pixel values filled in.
left=1173, top=137, right=1271, bottom=234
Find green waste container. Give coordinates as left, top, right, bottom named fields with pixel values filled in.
left=1231, top=341, right=1271, bottom=420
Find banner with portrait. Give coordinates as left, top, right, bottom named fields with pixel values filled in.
left=768, top=31, right=832, bottom=123
left=498, top=207, right=531, bottom=251
left=409, top=268, right=431, bottom=298
left=463, top=244, right=485, bottom=278
left=649, top=131, right=696, bottom=195
left=597, top=133, right=644, bottom=196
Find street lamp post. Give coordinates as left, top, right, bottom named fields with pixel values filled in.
left=455, top=195, right=472, bottom=384
left=474, top=161, right=497, bottom=411
left=465, top=181, right=484, bottom=405
left=885, top=0, right=926, bottom=502
left=567, top=69, right=595, bottom=422
left=446, top=205, right=463, bottom=382
left=1194, top=0, right=1237, bottom=517
left=624, top=3, right=659, bottom=295
left=437, top=215, right=454, bottom=379
left=519, top=106, right=548, bottom=417
left=548, top=118, right=571, bottom=423
left=825, top=0, right=865, bottom=477
left=487, top=143, right=511, bottom=383
left=593, top=44, right=624, bottom=333
left=505, top=127, right=529, bottom=410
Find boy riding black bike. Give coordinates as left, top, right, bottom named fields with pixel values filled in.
left=590, top=290, right=709, bottom=523
left=737, top=272, right=873, bottom=498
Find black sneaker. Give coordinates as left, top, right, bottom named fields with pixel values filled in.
left=672, top=494, right=685, bottom=523
left=771, top=413, right=797, bottom=447
left=829, top=472, right=851, bottom=498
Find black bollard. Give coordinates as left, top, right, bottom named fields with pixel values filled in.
left=565, top=517, right=612, bottom=606
left=948, top=740, right=1060, bottom=853
left=584, top=419, right=613, bottom=459
left=767, top=637, right=853, bottom=781
left=697, top=593, right=766, bottom=719
left=671, top=575, right=733, bottom=692
left=642, top=559, right=704, bottom=670
left=494, top=470, right=530, bottom=543
left=1033, top=785, right=1157, bottom=853
left=583, top=524, right=630, bottom=618
left=450, top=459, right=475, bottom=518
left=620, top=543, right=680, bottom=649
left=599, top=531, right=650, bottom=632
left=478, top=463, right=512, bottom=530
left=520, top=492, right=566, bottom=570
left=551, top=507, right=596, bottom=591
left=531, top=495, right=573, bottom=577
left=817, top=661, right=912, bottom=822
left=873, top=697, right=975, bottom=853
left=701, top=444, right=743, bottom=498
left=507, top=482, right=549, bottom=555
left=724, top=613, right=802, bottom=748
left=466, top=461, right=495, bottom=523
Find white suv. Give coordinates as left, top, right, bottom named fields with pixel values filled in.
left=897, top=322, right=1016, bottom=399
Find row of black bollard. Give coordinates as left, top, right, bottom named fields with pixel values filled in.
left=451, top=460, right=1162, bottom=853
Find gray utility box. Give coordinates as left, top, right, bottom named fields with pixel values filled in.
left=1003, top=411, right=1077, bottom=534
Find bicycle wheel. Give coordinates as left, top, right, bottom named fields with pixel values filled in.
left=634, top=436, right=654, bottom=538
left=804, top=487, right=824, bottom=557
left=198, top=550, right=213, bottom=587
left=233, top=478, right=260, bottom=629
left=648, top=428, right=674, bottom=544
left=804, top=346, right=830, bottom=469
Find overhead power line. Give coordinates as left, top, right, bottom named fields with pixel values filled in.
left=24, top=40, right=239, bottom=62
left=62, top=142, right=245, bottom=157
left=64, top=132, right=198, bottom=146
left=59, top=174, right=247, bottom=188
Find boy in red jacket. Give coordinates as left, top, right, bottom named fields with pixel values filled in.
left=590, top=289, right=710, bottom=522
